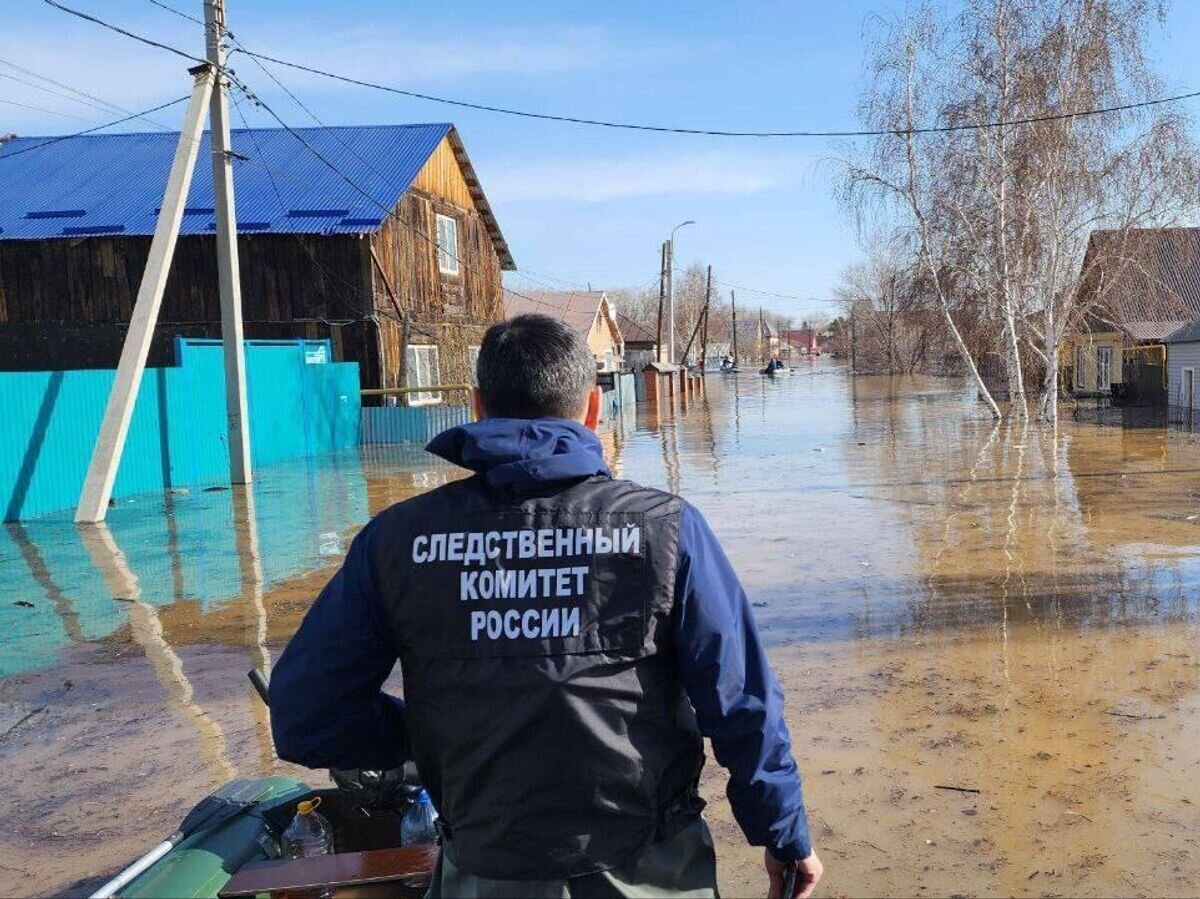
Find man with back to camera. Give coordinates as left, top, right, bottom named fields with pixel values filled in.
left=269, top=314, right=823, bottom=898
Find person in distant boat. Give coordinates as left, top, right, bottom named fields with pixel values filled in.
left=721, top=354, right=735, bottom=371
left=270, top=314, right=823, bottom=899
left=766, top=358, right=778, bottom=373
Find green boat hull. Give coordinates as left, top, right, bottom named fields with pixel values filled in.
left=122, top=776, right=310, bottom=899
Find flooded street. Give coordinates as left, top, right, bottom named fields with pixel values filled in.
left=2, top=362, right=1199, bottom=897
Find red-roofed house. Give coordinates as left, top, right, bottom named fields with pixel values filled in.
left=780, top=328, right=824, bottom=356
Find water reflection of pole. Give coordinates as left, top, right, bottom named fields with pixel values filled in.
left=230, top=485, right=275, bottom=768
left=78, top=522, right=236, bottom=785
left=698, top=389, right=720, bottom=487
left=658, top=405, right=682, bottom=497
left=8, top=523, right=85, bottom=644
left=732, top=373, right=742, bottom=448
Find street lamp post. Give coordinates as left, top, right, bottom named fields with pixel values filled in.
left=666, top=220, right=695, bottom=364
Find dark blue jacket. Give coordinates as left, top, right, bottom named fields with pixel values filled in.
left=270, top=418, right=812, bottom=862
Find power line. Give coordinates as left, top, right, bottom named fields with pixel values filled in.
left=0, top=97, right=97, bottom=123
left=712, top=278, right=833, bottom=305
left=51, top=0, right=559, bottom=314
left=233, top=54, right=1200, bottom=140
left=44, top=0, right=1200, bottom=140
left=147, top=0, right=204, bottom=27
left=42, top=0, right=206, bottom=66
left=0, top=70, right=124, bottom=118
left=226, top=75, right=572, bottom=318
left=0, top=56, right=173, bottom=130
left=0, top=96, right=191, bottom=160
left=231, top=50, right=620, bottom=301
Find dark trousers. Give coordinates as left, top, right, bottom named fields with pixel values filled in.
left=426, top=817, right=719, bottom=899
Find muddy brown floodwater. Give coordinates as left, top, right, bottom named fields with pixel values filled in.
left=2, top=363, right=1198, bottom=898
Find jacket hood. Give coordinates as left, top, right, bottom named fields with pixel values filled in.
left=426, top=418, right=611, bottom=494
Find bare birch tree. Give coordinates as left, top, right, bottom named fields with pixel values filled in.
left=844, top=0, right=1197, bottom=421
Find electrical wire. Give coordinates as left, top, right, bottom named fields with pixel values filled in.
left=43, top=0, right=1200, bottom=140
left=712, top=278, right=833, bottom=305
left=232, top=54, right=1200, bottom=140
left=223, top=48, right=616, bottom=303
left=0, top=97, right=99, bottom=123
left=38, top=0, right=837, bottom=315
left=147, top=0, right=204, bottom=27
left=228, top=76, right=575, bottom=317
left=229, top=89, right=441, bottom=339
left=0, top=56, right=173, bottom=130
left=0, top=70, right=133, bottom=119
left=0, top=96, right=191, bottom=160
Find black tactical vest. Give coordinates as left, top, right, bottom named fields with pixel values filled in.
left=372, top=473, right=705, bottom=880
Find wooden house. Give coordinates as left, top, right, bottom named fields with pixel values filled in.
left=0, top=123, right=514, bottom=401
left=733, top=317, right=778, bottom=365
left=1066, top=228, right=1200, bottom=399
left=504, top=290, right=625, bottom=372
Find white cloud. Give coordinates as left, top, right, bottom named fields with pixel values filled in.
left=488, top=152, right=793, bottom=203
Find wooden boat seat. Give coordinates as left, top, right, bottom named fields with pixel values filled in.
left=218, top=844, right=437, bottom=898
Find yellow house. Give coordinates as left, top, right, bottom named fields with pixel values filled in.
left=1066, top=228, right=1200, bottom=398
left=504, top=290, right=625, bottom=372
left=1062, top=320, right=1124, bottom=395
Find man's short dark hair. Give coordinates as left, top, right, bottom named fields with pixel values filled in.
left=476, top=314, right=596, bottom=419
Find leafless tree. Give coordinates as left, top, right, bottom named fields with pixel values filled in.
left=834, top=249, right=943, bottom=374
left=843, top=0, right=1197, bottom=420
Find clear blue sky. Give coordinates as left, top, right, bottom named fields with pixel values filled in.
left=3, top=1, right=1200, bottom=321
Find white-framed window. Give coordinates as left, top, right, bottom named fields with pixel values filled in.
left=1075, top=345, right=1087, bottom=390
left=467, top=345, right=481, bottom=386
left=1096, top=346, right=1113, bottom=392
left=406, top=344, right=442, bottom=406
left=435, top=213, right=459, bottom=275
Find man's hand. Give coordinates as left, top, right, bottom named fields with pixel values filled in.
left=765, top=848, right=823, bottom=899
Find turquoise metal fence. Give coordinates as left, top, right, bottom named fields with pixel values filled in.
left=0, top=339, right=360, bottom=521
left=360, top=404, right=471, bottom=445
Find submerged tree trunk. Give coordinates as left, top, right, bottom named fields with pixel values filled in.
left=1004, top=310, right=1028, bottom=418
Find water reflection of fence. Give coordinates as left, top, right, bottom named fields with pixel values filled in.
left=360, top=385, right=472, bottom=445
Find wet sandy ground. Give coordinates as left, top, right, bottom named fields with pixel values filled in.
left=3, top=366, right=1200, bottom=897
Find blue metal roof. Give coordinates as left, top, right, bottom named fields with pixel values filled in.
left=0, top=123, right=452, bottom=239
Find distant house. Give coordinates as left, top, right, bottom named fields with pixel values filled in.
left=504, top=290, right=624, bottom=372
left=733, top=318, right=778, bottom=364
left=0, top=123, right=515, bottom=401
left=617, top=312, right=658, bottom=373
left=780, top=328, right=824, bottom=356
left=1066, top=228, right=1200, bottom=396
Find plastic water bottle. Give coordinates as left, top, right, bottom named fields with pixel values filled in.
left=282, top=797, right=334, bottom=898
left=400, top=789, right=438, bottom=846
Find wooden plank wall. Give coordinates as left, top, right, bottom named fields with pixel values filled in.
left=0, top=232, right=376, bottom=371
left=0, top=133, right=506, bottom=389
left=410, top=136, right=477, bottom=210
left=367, top=138, right=504, bottom=396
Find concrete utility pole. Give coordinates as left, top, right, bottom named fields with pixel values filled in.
left=75, top=66, right=216, bottom=523
left=655, top=242, right=667, bottom=363
left=76, top=0, right=252, bottom=523
left=700, top=264, right=712, bottom=373
left=730, top=290, right=738, bottom=365
left=666, top=220, right=694, bottom=364
left=205, top=0, right=251, bottom=484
